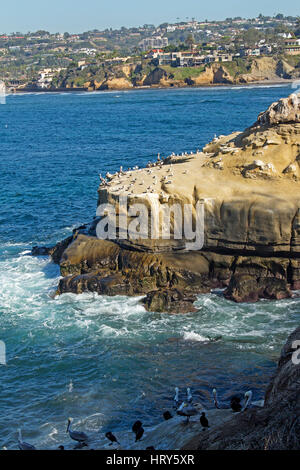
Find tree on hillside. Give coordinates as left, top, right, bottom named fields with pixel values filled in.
left=185, top=34, right=195, bottom=51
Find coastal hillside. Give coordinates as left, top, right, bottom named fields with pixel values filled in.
left=45, top=56, right=300, bottom=90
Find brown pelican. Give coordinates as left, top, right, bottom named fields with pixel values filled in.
left=177, top=402, right=198, bottom=424
left=66, top=418, right=88, bottom=446
left=17, top=429, right=36, bottom=450
left=213, top=388, right=241, bottom=411
left=242, top=391, right=263, bottom=411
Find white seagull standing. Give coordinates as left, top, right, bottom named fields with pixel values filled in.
left=17, top=429, right=36, bottom=450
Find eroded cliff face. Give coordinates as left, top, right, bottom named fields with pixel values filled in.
left=67, top=57, right=300, bottom=92
left=34, top=92, right=300, bottom=311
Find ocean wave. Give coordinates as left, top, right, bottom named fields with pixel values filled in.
left=182, top=331, right=210, bottom=342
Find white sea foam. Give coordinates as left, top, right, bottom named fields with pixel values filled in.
left=182, top=331, right=209, bottom=342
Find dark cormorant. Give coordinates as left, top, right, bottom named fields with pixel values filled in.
left=132, top=420, right=142, bottom=433
left=105, top=431, right=120, bottom=446
left=163, top=411, right=173, bottom=420
left=200, top=412, right=209, bottom=429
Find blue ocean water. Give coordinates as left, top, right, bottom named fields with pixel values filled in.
left=0, top=85, right=299, bottom=449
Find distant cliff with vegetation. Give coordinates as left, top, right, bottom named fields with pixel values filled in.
left=41, top=55, right=300, bottom=91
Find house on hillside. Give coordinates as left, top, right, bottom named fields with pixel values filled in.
left=284, top=38, right=300, bottom=55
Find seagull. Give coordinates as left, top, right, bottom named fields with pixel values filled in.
left=177, top=402, right=198, bottom=424
left=17, top=429, right=36, bottom=450
left=186, top=388, right=193, bottom=404
left=200, top=412, right=209, bottom=430
left=66, top=418, right=88, bottom=446
left=105, top=431, right=120, bottom=446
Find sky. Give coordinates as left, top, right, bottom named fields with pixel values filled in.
left=1, top=0, right=299, bottom=33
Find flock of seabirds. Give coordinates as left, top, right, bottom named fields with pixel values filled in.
left=98, top=151, right=198, bottom=194
left=13, top=387, right=261, bottom=451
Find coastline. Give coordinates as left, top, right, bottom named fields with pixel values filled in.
left=11, top=78, right=295, bottom=95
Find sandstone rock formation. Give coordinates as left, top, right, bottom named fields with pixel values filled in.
left=33, top=93, right=300, bottom=311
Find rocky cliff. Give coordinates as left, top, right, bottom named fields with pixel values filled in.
left=33, top=92, right=300, bottom=311
left=51, top=57, right=300, bottom=92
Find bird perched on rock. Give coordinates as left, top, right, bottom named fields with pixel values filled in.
left=177, top=402, right=198, bottom=424
left=200, top=412, right=209, bottom=430
left=66, top=418, right=88, bottom=447
left=132, top=420, right=142, bottom=434
left=163, top=411, right=173, bottom=421
left=105, top=431, right=120, bottom=446
left=132, top=420, right=144, bottom=441
left=230, top=396, right=242, bottom=412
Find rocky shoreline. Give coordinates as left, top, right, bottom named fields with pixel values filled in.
left=33, top=92, right=300, bottom=313
left=15, top=78, right=294, bottom=94
left=122, top=326, right=299, bottom=450
left=181, top=326, right=300, bottom=450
